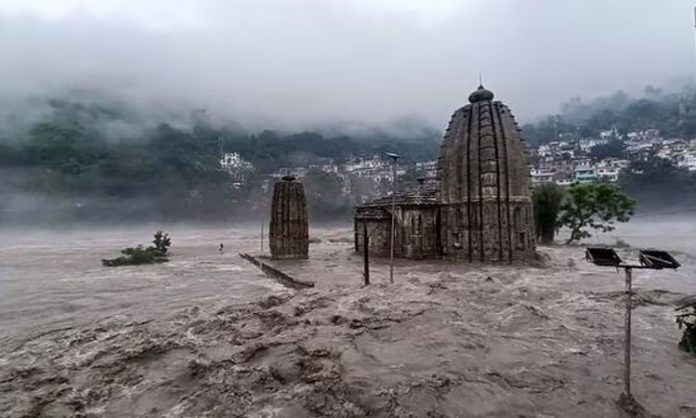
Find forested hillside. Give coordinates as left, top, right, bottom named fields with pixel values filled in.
left=522, top=86, right=696, bottom=146
left=522, top=85, right=696, bottom=214
left=0, top=92, right=440, bottom=224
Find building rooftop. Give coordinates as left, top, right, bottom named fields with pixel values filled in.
left=357, top=180, right=438, bottom=208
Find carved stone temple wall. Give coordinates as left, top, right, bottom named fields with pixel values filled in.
left=270, top=175, right=309, bottom=260
left=354, top=85, right=536, bottom=262
left=437, top=86, right=535, bottom=261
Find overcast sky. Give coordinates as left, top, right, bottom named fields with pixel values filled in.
left=1, top=0, right=695, bottom=129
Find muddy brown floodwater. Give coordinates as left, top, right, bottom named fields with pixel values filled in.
left=1, top=221, right=696, bottom=417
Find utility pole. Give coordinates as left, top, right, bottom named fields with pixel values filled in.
left=692, top=6, right=696, bottom=93
left=585, top=247, right=681, bottom=412
left=623, top=267, right=633, bottom=398
left=363, top=223, right=370, bottom=286
left=385, top=152, right=400, bottom=284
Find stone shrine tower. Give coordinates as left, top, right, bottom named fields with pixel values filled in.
left=269, top=175, right=309, bottom=260
left=437, top=85, right=535, bottom=261
left=354, top=85, right=535, bottom=262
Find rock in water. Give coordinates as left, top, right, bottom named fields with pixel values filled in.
left=270, top=175, right=309, bottom=260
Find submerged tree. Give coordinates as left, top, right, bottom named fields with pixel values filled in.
left=676, top=303, right=696, bottom=355
left=558, top=183, right=635, bottom=244
left=151, top=231, right=171, bottom=257
left=102, top=231, right=172, bottom=267
left=532, top=184, right=565, bottom=244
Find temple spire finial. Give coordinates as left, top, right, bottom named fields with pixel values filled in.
left=468, top=82, right=494, bottom=103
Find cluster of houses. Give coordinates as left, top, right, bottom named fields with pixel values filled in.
left=220, top=152, right=254, bottom=187
left=530, top=157, right=629, bottom=186
left=220, top=128, right=696, bottom=198
left=528, top=129, right=696, bottom=187
left=655, top=138, right=696, bottom=172
left=220, top=152, right=406, bottom=201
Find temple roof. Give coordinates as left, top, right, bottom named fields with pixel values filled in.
left=357, top=180, right=438, bottom=209
left=438, top=85, right=531, bottom=204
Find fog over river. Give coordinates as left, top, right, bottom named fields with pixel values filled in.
left=1, top=219, right=696, bottom=417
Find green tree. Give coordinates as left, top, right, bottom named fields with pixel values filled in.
left=558, top=183, right=636, bottom=244
left=533, top=184, right=565, bottom=244
left=589, top=138, right=625, bottom=160
left=520, top=115, right=573, bottom=146
left=26, top=121, right=100, bottom=174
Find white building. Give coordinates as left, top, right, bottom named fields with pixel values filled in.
left=600, top=127, right=619, bottom=139
left=220, top=152, right=255, bottom=186
left=626, top=143, right=654, bottom=154
left=596, top=165, right=620, bottom=182
left=537, top=144, right=552, bottom=158
left=220, top=152, right=242, bottom=169
left=574, top=164, right=598, bottom=183
left=578, top=138, right=608, bottom=152
left=677, top=153, right=696, bottom=171
left=220, top=152, right=254, bottom=171
left=415, top=160, right=438, bottom=178
left=530, top=167, right=555, bottom=186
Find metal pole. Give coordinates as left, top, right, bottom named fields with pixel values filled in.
left=693, top=6, right=696, bottom=93
left=623, top=267, right=633, bottom=398
left=389, top=159, right=396, bottom=284
left=261, top=223, right=264, bottom=252
left=363, top=223, right=370, bottom=286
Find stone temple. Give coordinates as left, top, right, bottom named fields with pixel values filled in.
left=270, top=175, right=309, bottom=260
left=354, top=85, right=535, bottom=262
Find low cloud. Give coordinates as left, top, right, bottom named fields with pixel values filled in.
left=0, top=0, right=694, bottom=129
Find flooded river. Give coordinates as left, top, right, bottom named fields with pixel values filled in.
left=1, top=220, right=696, bottom=417
left=0, top=225, right=285, bottom=343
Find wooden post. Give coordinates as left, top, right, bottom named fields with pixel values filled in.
left=363, top=223, right=370, bottom=286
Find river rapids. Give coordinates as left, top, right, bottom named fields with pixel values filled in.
left=1, top=222, right=696, bottom=417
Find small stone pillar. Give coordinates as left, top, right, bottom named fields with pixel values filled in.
left=269, top=175, right=309, bottom=259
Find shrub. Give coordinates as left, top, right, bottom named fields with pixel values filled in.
left=102, top=231, right=171, bottom=267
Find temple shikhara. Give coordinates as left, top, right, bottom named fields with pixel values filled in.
left=354, top=85, right=536, bottom=262
left=270, top=175, right=309, bottom=260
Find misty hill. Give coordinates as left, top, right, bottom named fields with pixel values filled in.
left=521, top=85, right=696, bottom=146
left=4, top=84, right=696, bottom=225
left=521, top=84, right=696, bottom=215
left=0, top=91, right=440, bottom=224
